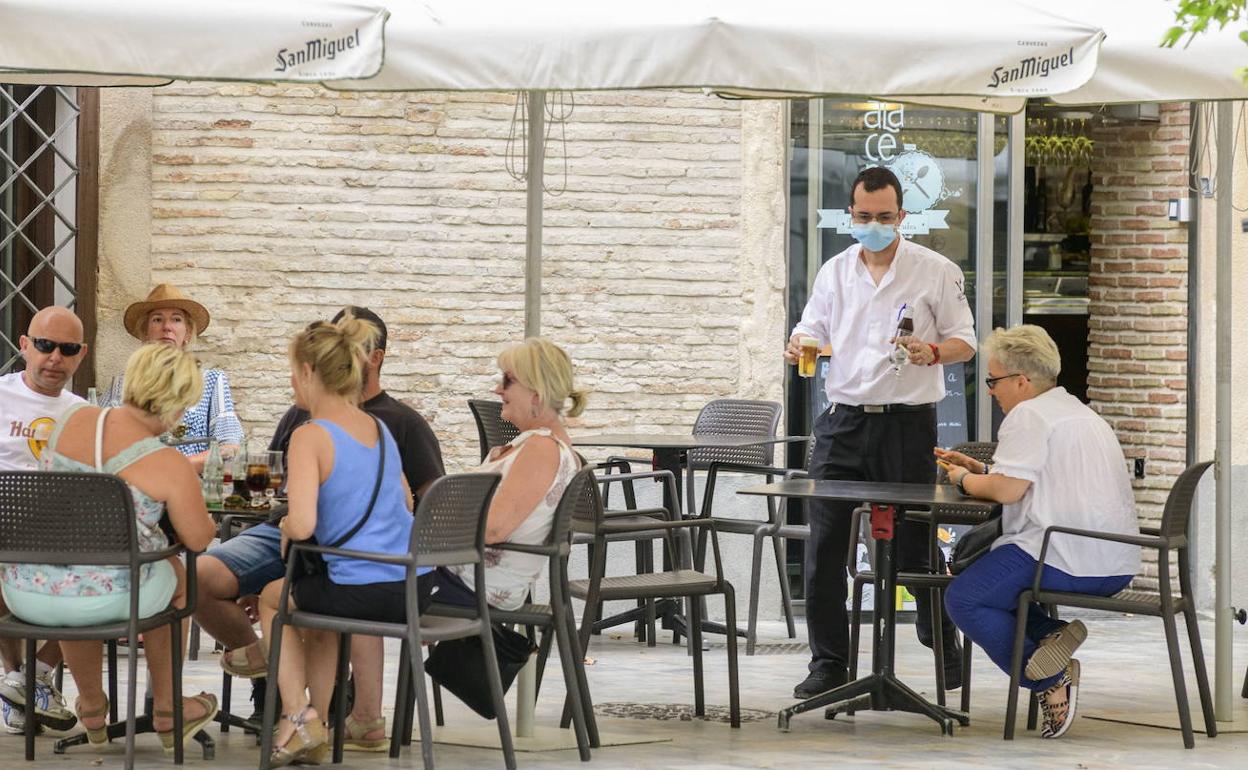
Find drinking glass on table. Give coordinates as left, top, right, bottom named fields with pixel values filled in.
left=265, top=451, right=284, bottom=502
left=244, top=453, right=271, bottom=507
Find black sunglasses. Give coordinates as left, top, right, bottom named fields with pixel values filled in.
left=984, top=373, right=1022, bottom=390
left=30, top=337, right=83, bottom=357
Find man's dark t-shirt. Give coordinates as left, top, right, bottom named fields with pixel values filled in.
left=268, top=391, right=444, bottom=499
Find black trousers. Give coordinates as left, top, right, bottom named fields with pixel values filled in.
left=804, top=404, right=960, bottom=674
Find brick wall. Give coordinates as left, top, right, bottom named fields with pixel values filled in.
left=138, top=85, right=785, bottom=469
left=1085, top=103, right=1190, bottom=590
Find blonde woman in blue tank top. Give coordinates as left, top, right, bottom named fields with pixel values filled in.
left=258, top=313, right=414, bottom=767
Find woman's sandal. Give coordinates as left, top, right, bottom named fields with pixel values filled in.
left=220, top=640, right=268, bottom=679
left=342, top=714, right=389, bottom=752
left=75, top=696, right=110, bottom=746
left=156, top=692, right=220, bottom=754
left=270, top=706, right=328, bottom=767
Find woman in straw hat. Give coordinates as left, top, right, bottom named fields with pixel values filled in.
left=104, top=284, right=244, bottom=471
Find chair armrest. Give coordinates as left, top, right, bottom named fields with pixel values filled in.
left=288, top=541, right=415, bottom=567
left=704, top=460, right=791, bottom=478
left=596, top=469, right=678, bottom=486
left=602, top=506, right=671, bottom=521
left=1139, top=525, right=1161, bottom=536
left=1032, top=525, right=1168, bottom=593
left=137, top=544, right=187, bottom=564
left=492, top=541, right=556, bottom=557
left=783, top=469, right=810, bottom=480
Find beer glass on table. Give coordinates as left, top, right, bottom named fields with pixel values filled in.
left=265, top=451, right=284, bottom=502
left=244, top=453, right=271, bottom=507
left=798, top=337, right=819, bottom=378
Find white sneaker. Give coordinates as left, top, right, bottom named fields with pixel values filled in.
left=0, top=668, right=77, bottom=731
left=1, top=698, right=37, bottom=735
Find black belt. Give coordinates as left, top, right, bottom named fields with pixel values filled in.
left=830, top=402, right=935, bottom=414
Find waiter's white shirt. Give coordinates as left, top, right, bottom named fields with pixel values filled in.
left=792, top=238, right=976, bottom=406
left=991, top=387, right=1141, bottom=578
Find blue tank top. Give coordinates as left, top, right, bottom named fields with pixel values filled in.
left=312, top=418, right=417, bottom=585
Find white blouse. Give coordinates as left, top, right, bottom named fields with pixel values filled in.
left=450, top=428, right=579, bottom=610
left=990, top=387, right=1141, bottom=578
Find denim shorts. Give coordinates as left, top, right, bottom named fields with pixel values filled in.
left=206, top=522, right=285, bottom=597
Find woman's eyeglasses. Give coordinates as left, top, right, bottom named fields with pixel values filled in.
left=984, top=373, right=1022, bottom=390
left=30, top=337, right=83, bottom=356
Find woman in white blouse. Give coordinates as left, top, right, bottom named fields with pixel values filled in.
left=938, top=325, right=1139, bottom=740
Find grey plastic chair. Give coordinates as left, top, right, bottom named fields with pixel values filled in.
left=694, top=432, right=811, bottom=655
left=0, top=471, right=202, bottom=769
left=423, top=465, right=600, bottom=758
left=847, top=441, right=998, bottom=710
left=468, top=399, right=520, bottom=461
left=1004, top=460, right=1217, bottom=749
left=258, top=472, right=516, bottom=770
left=569, top=468, right=741, bottom=727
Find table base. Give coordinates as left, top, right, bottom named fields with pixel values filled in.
left=776, top=672, right=968, bottom=734
left=54, top=715, right=216, bottom=759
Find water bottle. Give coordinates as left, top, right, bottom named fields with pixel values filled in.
left=86, top=387, right=98, bottom=406
left=890, top=305, right=914, bottom=376
left=203, top=439, right=224, bottom=505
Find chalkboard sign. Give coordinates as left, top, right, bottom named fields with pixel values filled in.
left=810, top=357, right=968, bottom=448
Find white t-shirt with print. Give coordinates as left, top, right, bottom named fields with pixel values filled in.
left=0, top=371, right=84, bottom=471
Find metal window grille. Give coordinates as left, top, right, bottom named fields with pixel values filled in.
left=0, top=84, right=82, bottom=374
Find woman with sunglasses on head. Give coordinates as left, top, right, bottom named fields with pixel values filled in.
left=420, top=338, right=586, bottom=613
left=103, top=284, right=244, bottom=473
left=937, top=325, right=1140, bottom=740
left=0, top=343, right=220, bottom=750
left=256, top=312, right=416, bottom=766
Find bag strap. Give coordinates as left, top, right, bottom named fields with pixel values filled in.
left=328, top=415, right=386, bottom=548
left=93, top=407, right=111, bottom=473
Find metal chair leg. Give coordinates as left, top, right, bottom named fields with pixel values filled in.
left=746, top=530, right=765, bottom=655
left=723, top=584, right=741, bottom=729
left=1182, top=605, right=1218, bottom=738
left=773, top=534, right=797, bottom=640
left=689, top=593, right=705, bottom=717
left=1003, top=593, right=1031, bottom=741
left=331, top=634, right=351, bottom=763
left=1161, top=609, right=1196, bottom=748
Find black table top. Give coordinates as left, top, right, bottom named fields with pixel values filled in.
left=737, top=479, right=997, bottom=512
left=575, top=433, right=808, bottom=451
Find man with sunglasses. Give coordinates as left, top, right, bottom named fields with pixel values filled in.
left=0, top=305, right=86, bottom=735
left=783, top=166, right=977, bottom=701
left=193, top=306, right=443, bottom=749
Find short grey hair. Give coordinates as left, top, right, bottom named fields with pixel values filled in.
left=983, top=325, right=1061, bottom=388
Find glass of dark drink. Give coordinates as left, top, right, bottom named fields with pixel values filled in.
left=266, top=451, right=284, bottom=502
left=245, top=453, right=270, bottom=507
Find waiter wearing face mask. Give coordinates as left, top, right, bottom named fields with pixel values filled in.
left=783, top=166, right=977, bottom=701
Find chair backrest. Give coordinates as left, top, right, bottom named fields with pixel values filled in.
left=410, top=472, right=502, bottom=569
left=552, top=465, right=601, bottom=544
left=468, top=399, right=520, bottom=462
left=688, top=399, right=783, bottom=469
left=936, top=441, right=998, bottom=483
left=1158, top=461, right=1213, bottom=541
left=566, top=466, right=608, bottom=530
left=0, top=471, right=138, bottom=567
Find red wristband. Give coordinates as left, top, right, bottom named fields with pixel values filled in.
left=927, top=343, right=941, bottom=365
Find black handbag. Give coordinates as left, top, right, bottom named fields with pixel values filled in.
left=948, top=517, right=1003, bottom=575
left=424, top=624, right=536, bottom=720
left=281, top=416, right=386, bottom=581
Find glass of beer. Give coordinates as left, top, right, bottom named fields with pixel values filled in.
left=266, top=451, right=284, bottom=502
left=245, top=453, right=271, bottom=507
left=798, top=337, right=819, bottom=378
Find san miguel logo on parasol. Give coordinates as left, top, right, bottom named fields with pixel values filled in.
left=987, top=47, right=1076, bottom=89
left=274, top=28, right=361, bottom=73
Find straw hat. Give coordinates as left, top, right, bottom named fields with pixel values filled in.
left=123, top=284, right=211, bottom=340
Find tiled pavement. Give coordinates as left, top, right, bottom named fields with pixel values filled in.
left=4, top=614, right=1246, bottom=769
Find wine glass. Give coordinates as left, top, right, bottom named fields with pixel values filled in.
left=265, top=451, right=284, bottom=502
left=244, top=453, right=271, bottom=507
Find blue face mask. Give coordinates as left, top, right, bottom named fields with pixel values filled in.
left=851, top=222, right=899, bottom=252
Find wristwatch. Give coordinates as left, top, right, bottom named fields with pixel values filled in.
left=954, top=471, right=969, bottom=496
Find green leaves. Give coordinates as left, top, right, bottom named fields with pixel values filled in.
left=1160, top=0, right=1247, bottom=82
